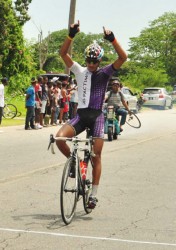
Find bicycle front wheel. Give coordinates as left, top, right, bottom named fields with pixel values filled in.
left=3, top=104, right=17, bottom=119
left=60, top=157, right=78, bottom=225
left=126, top=112, right=141, bottom=128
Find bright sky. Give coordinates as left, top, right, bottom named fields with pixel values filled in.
left=23, top=0, right=176, bottom=51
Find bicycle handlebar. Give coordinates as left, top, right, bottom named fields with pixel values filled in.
left=48, top=134, right=94, bottom=155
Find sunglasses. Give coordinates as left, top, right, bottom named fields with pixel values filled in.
left=86, top=58, right=99, bottom=64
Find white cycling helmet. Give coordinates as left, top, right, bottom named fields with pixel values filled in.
left=84, top=43, right=104, bottom=61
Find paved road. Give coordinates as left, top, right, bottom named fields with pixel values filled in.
left=0, top=108, right=176, bottom=249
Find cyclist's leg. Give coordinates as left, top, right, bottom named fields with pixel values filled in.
left=56, top=113, right=85, bottom=158
left=56, top=124, right=75, bottom=158
left=87, top=112, right=104, bottom=208
left=92, top=138, right=104, bottom=186
left=91, top=112, right=104, bottom=186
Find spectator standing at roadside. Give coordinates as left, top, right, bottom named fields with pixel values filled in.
left=69, top=79, right=78, bottom=119
left=35, top=76, right=42, bottom=129
left=59, top=81, right=69, bottom=125
left=46, top=80, right=54, bottom=121
left=54, top=80, right=62, bottom=124
left=40, top=76, right=49, bottom=126
left=0, top=77, right=8, bottom=127
left=50, top=81, right=58, bottom=125
left=63, top=83, right=70, bottom=123
left=25, top=77, right=37, bottom=130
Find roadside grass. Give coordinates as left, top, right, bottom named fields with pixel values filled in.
left=12, top=97, right=26, bottom=117
left=1, top=118, right=25, bottom=127
left=1, top=95, right=26, bottom=127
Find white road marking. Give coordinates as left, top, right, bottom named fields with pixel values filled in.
left=0, top=227, right=176, bottom=247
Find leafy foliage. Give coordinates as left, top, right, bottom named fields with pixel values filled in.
left=1, top=6, right=175, bottom=94
left=0, top=0, right=35, bottom=93
left=36, top=29, right=119, bottom=73
left=128, top=12, right=176, bottom=87
left=14, top=0, right=32, bottom=25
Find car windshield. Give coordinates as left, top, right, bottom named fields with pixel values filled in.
left=143, top=89, right=161, bottom=94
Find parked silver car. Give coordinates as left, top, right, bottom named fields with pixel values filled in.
left=141, top=87, right=173, bottom=109
left=120, top=87, right=139, bottom=113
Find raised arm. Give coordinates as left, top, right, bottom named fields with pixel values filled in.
left=59, top=21, right=80, bottom=68
left=103, top=27, right=127, bottom=70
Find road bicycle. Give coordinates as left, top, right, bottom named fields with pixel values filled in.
left=3, top=98, right=21, bottom=119
left=3, top=102, right=18, bottom=119
left=48, top=128, right=94, bottom=225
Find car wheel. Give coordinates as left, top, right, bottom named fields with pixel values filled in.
left=169, top=101, right=173, bottom=109
left=162, top=102, right=166, bottom=110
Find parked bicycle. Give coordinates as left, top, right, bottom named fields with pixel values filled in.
left=3, top=98, right=21, bottom=119
left=48, top=128, right=94, bottom=225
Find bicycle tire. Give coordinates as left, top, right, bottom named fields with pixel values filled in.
left=3, top=104, right=17, bottom=119
left=126, top=112, right=141, bottom=128
left=82, top=158, right=93, bottom=214
left=16, top=111, right=22, bottom=117
left=60, top=157, right=78, bottom=225
left=108, top=127, right=113, bottom=141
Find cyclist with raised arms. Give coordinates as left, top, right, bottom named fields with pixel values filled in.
left=56, top=20, right=127, bottom=209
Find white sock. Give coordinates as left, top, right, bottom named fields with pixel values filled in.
left=91, top=185, right=98, bottom=197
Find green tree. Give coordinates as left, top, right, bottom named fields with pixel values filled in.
left=36, top=30, right=121, bottom=74
left=14, top=0, right=32, bottom=25
left=123, top=62, right=168, bottom=92
left=128, top=12, right=176, bottom=86
left=0, top=0, right=35, bottom=93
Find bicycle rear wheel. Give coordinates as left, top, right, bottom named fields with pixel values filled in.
left=3, top=104, right=17, bottom=119
left=126, top=112, right=141, bottom=128
left=60, top=157, right=78, bottom=225
left=82, top=159, right=93, bottom=214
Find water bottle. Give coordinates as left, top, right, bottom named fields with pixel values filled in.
left=83, top=161, right=87, bottom=177
left=80, top=160, right=87, bottom=180
left=80, top=160, right=86, bottom=180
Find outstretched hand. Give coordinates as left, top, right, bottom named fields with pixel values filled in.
left=69, top=20, right=80, bottom=38
left=103, top=26, right=115, bottom=42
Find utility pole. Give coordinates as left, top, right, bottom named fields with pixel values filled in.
left=65, top=0, right=76, bottom=74
left=38, top=30, right=43, bottom=70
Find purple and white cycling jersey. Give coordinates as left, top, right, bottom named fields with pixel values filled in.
left=68, top=62, right=118, bottom=138
left=70, top=62, right=117, bottom=110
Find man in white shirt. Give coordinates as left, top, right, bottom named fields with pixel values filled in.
left=0, top=77, right=8, bottom=126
